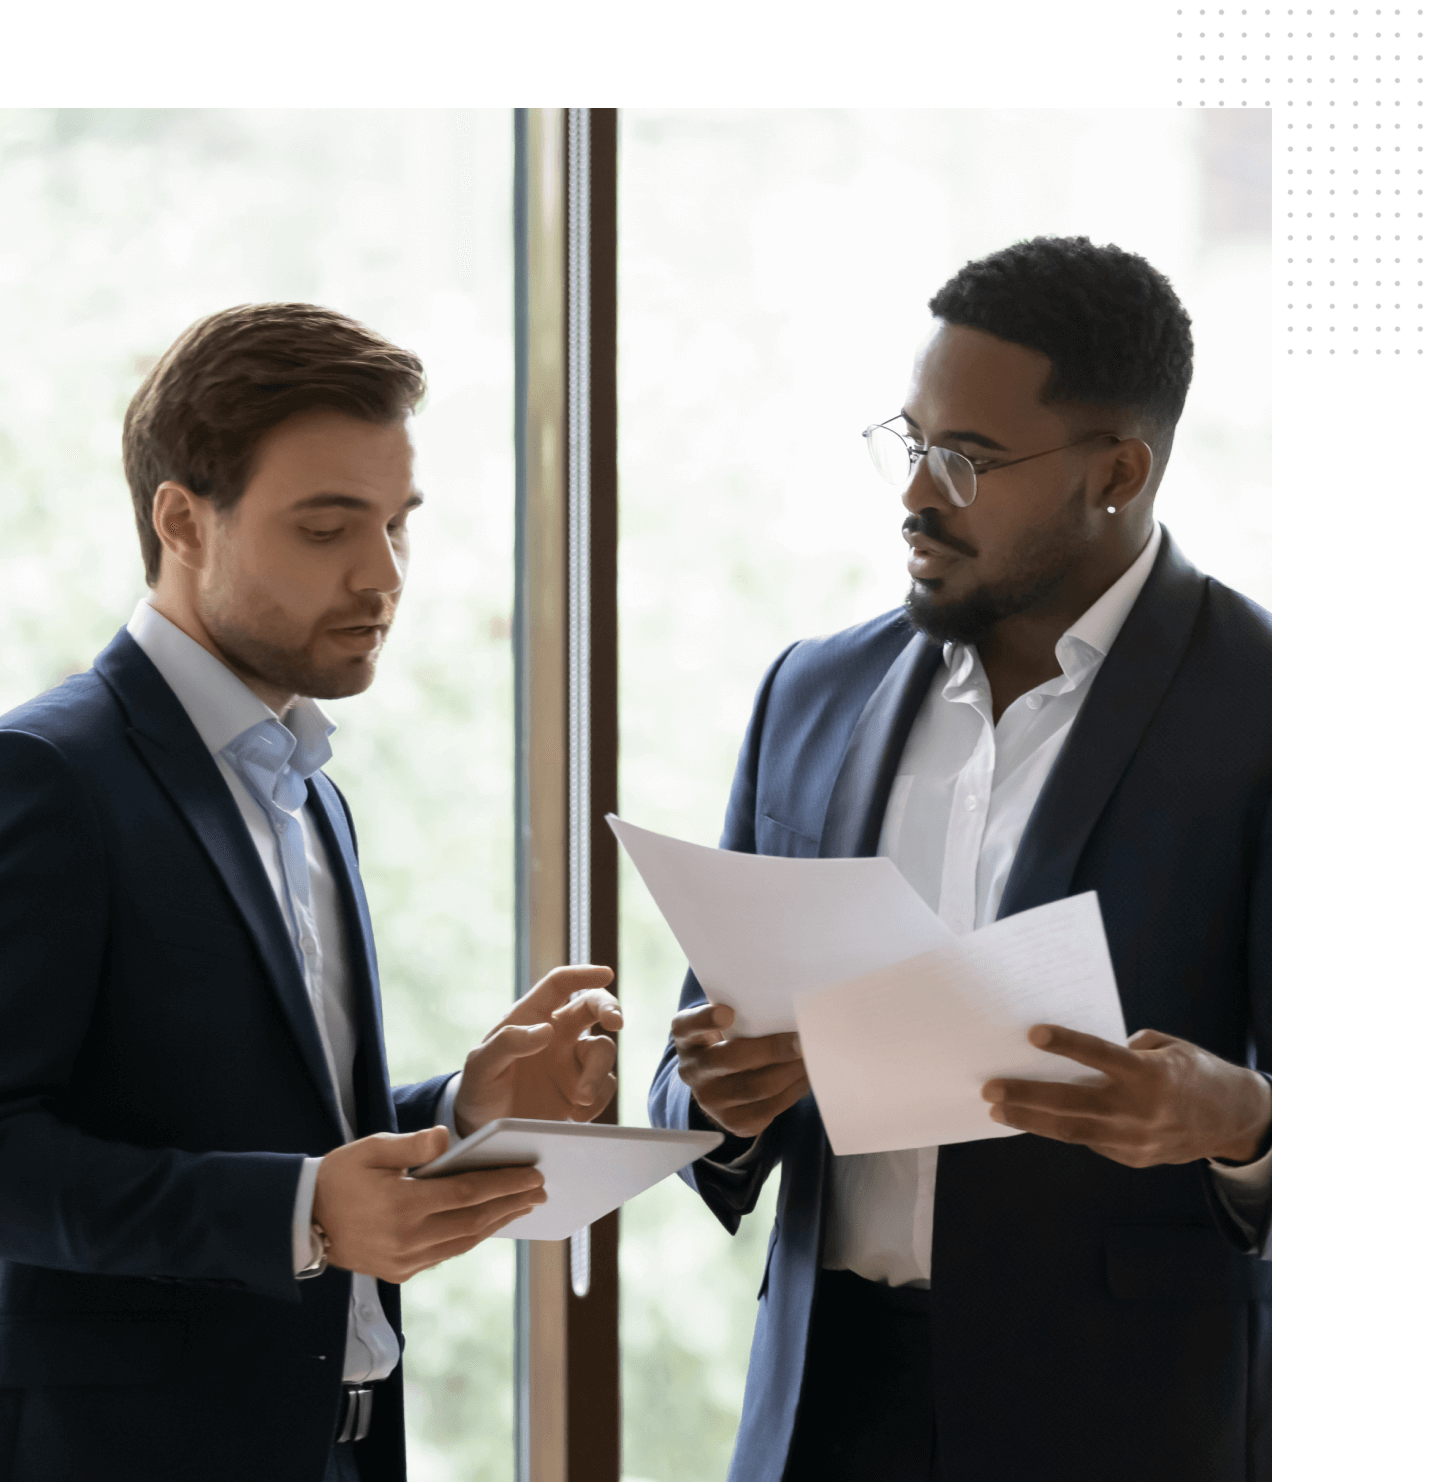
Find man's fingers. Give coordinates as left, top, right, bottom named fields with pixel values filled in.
left=521, top=964, right=615, bottom=1017
left=551, top=987, right=623, bottom=1036
left=469, top=1022, right=556, bottom=1075
left=987, top=1102, right=1112, bottom=1147
left=1026, top=1024, right=1138, bottom=1076
left=701, top=1072, right=812, bottom=1138
left=1126, top=1027, right=1176, bottom=1052
left=412, top=1198, right=542, bottom=1272
left=671, top=1001, right=735, bottom=1047
left=754, top=1074, right=813, bottom=1124
left=412, top=1164, right=545, bottom=1214
left=684, top=1056, right=808, bottom=1115
left=682, top=1030, right=803, bottom=1074
left=981, top=1077, right=1109, bottom=1115
left=402, top=1192, right=549, bottom=1277
left=351, top=1125, right=450, bottom=1169
left=424, top=1183, right=548, bottom=1240
left=571, top=1032, right=618, bottom=1105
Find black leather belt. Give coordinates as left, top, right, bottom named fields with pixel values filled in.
left=336, top=1384, right=375, bottom=1444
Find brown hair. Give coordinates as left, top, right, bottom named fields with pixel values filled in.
left=123, top=303, right=427, bottom=586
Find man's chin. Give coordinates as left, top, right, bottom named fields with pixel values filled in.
left=305, top=656, right=381, bottom=701
left=210, top=623, right=382, bottom=704
left=904, top=582, right=1005, bottom=647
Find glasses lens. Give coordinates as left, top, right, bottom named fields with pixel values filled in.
left=864, top=423, right=914, bottom=485
left=928, top=447, right=977, bottom=507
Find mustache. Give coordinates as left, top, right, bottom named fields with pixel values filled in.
left=903, top=509, right=978, bottom=559
left=326, top=598, right=394, bottom=628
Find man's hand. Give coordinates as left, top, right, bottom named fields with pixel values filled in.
left=312, top=1126, right=546, bottom=1283
left=453, top=964, right=621, bottom=1137
left=672, top=1002, right=809, bottom=1140
left=980, top=1025, right=1272, bottom=1168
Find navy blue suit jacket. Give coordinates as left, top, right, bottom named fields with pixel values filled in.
left=0, top=630, right=449, bottom=1482
left=650, top=530, right=1271, bottom=1482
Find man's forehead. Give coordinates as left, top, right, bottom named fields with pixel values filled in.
left=250, top=410, right=416, bottom=476
left=905, top=322, right=1061, bottom=438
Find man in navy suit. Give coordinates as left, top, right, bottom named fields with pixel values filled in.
left=0, top=303, right=621, bottom=1482
left=650, top=238, right=1271, bottom=1481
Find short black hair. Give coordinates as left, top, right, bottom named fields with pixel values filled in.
left=928, top=236, right=1194, bottom=437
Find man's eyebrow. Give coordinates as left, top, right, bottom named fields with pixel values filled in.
left=289, top=491, right=426, bottom=513
left=899, top=409, right=1008, bottom=453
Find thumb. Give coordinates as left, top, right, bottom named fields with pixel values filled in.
left=357, top=1125, right=450, bottom=1170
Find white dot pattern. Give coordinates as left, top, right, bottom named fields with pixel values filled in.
left=1174, top=3, right=1426, bottom=356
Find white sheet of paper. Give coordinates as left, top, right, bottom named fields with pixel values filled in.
left=792, top=893, right=1129, bottom=1155
left=410, top=1118, right=722, bottom=1241
left=608, top=814, right=959, bottom=1036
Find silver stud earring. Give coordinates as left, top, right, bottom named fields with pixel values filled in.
left=1106, top=506, right=1116, bottom=514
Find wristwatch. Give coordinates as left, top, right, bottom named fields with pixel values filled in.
left=296, top=1220, right=331, bottom=1280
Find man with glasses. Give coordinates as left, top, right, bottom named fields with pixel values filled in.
left=651, top=237, right=1270, bottom=1482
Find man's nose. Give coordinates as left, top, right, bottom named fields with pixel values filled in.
left=900, top=451, right=949, bottom=516
left=354, top=526, right=405, bottom=596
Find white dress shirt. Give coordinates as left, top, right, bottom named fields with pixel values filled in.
left=820, top=526, right=1272, bottom=1287
left=127, top=599, right=411, bottom=1382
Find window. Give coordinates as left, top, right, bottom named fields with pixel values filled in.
left=615, top=108, right=1270, bottom=1482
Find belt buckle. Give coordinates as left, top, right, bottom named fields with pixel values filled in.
left=337, top=1384, right=374, bottom=1444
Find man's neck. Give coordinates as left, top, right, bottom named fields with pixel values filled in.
left=977, top=524, right=1151, bottom=722
left=146, top=587, right=298, bottom=717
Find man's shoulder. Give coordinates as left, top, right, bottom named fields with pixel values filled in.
left=767, top=607, right=918, bottom=695
left=1204, top=574, right=1271, bottom=644
left=1187, top=572, right=1271, bottom=693
left=0, top=665, right=125, bottom=762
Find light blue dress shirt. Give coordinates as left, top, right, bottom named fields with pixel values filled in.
left=126, top=599, right=430, bottom=1383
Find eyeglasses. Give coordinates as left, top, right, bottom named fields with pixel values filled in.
left=862, top=415, right=1118, bottom=508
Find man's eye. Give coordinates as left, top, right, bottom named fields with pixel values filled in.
left=302, top=527, right=343, bottom=541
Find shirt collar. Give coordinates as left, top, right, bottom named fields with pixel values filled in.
left=126, top=599, right=336, bottom=759
left=942, top=523, right=1163, bottom=692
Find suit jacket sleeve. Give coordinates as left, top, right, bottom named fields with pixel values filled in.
left=392, top=1075, right=453, bottom=1133
left=649, top=645, right=798, bottom=1233
left=0, top=730, right=305, bottom=1303
left=1201, top=783, right=1272, bottom=1256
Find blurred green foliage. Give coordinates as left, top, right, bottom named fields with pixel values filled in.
left=612, top=108, right=1269, bottom=1482
left=0, top=106, right=1268, bottom=1482
left=0, top=108, right=519, bottom=1482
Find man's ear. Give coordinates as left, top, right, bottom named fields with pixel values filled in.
left=1093, top=438, right=1153, bottom=516
left=150, top=482, right=211, bottom=573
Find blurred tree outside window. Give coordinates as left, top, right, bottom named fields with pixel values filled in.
left=0, top=108, right=517, bottom=1482
left=615, top=108, right=1271, bottom=1482
left=0, top=106, right=1271, bottom=1482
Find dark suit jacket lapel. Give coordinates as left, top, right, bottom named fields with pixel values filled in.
left=307, top=774, right=397, bottom=1135
left=820, top=630, right=944, bottom=858
left=95, top=630, right=346, bottom=1139
left=998, top=527, right=1209, bottom=918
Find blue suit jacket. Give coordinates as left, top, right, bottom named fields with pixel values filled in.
left=650, top=530, right=1271, bottom=1482
left=0, top=630, right=448, bottom=1482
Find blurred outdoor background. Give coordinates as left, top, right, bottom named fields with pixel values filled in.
left=0, top=108, right=1270, bottom=1482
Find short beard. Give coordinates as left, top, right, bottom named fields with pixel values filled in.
left=903, top=494, right=1086, bottom=647
left=205, top=596, right=390, bottom=702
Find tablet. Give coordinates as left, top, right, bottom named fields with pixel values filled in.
left=410, top=1118, right=723, bottom=1242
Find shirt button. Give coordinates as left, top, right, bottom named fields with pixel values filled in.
left=964, top=795, right=978, bottom=811
left=275, top=817, right=288, bottom=832
left=1026, top=694, right=1043, bottom=710
left=301, top=935, right=317, bottom=954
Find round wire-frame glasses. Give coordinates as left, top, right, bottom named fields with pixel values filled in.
left=862, top=415, right=1117, bottom=508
